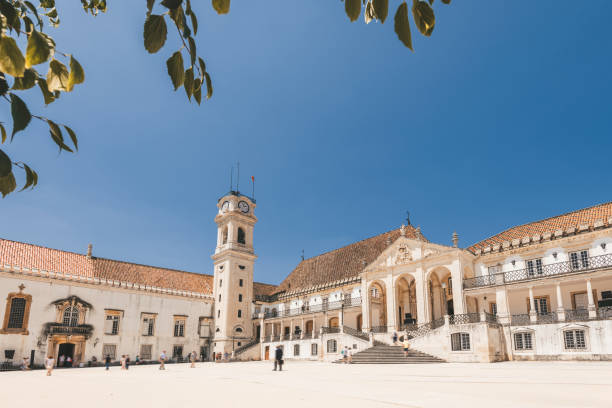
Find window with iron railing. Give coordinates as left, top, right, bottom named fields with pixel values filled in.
left=564, top=329, right=586, bottom=350
left=526, top=258, right=543, bottom=276
left=514, top=332, right=533, bottom=351
left=570, top=250, right=589, bottom=270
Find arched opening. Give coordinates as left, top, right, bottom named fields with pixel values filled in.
left=234, top=326, right=244, bottom=336
left=427, top=269, right=448, bottom=322
left=62, top=306, right=79, bottom=327
left=222, top=226, right=228, bottom=244
left=328, top=317, right=339, bottom=328
left=368, top=281, right=387, bottom=329
left=395, top=275, right=417, bottom=329
left=237, top=227, right=246, bottom=244
left=356, top=314, right=363, bottom=331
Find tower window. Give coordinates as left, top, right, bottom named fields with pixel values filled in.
left=239, top=279, right=243, bottom=287
left=237, top=227, right=246, bottom=244
left=219, top=279, right=222, bottom=287
left=238, top=294, right=243, bottom=302
left=217, top=310, right=220, bottom=318
left=219, top=294, right=221, bottom=302
left=237, top=310, right=242, bottom=318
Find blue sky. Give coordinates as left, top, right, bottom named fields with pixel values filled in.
left=2, top=1, right=611, bottom=285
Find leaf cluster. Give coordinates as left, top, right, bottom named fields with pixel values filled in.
left=344, top=0, right=449, bottom=50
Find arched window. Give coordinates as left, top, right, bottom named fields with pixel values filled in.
left=222, top=226, right=228, bottom=244
left=237, top=227, right=246, bottom=244
left=63, top=306, right=80, bottom=327
left=235, top=327, right=243, bottom=334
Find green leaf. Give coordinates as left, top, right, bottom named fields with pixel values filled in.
left=26, top=29, right=52, bottom=68
left=67, top=55, right=85, bottom=91
left=0, top=73, right=8, bottom=95
left=0, top=0, right=20, bottom=33
left=166, top=51, right=184, bottom=91
left=46, top=59, right=69, bottom=92
left=394, top=2, right=413, bottom=50
left=204, top=71, right=213, bottom=99
left=143, top=14, right=168, bottom=54
left=441, top=0, right=450, bottom=4
left=19, top=163, right=36, bottom=191
left=48, top=119, right=73, bottom=153
left=0, top=148, right=11, bottom=177
left=0, top=124, right=6, bottom=144
left=373, top=0, right=388, bottom=24
left=147, top=0, right=155, bottom=13
left=38, top=77, right=55, bottom=105
left=0, top=35, right=26, bottom=77
left=212, top=0, right=230, bottom=15
left=412, top=0, right=435, bottom=36
left=188, top=37, right=196, bottom=66
left=10, top=93, right=31, bottom=139
left=193, top=78, right=201, bottom=105
left=189, top=10, right=198, bottom=35
left=64, top=125, right=78, bottom=151
left=198, top=57, right=206, bottom=79
left=0, top=172, right=16, bottom=197
left=345, top=0, right=361, bottom=22
left=161, top=0, right=182, bottom=9
left=12, top=68, right=37, bottom=90
left=184, top=67, right=194, bottom=100
left=169, top=5, right=185, bottom=32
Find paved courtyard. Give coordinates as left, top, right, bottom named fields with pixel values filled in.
left=2, top=361, right=611, bottom=408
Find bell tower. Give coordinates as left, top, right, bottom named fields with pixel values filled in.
left=212, top=190, right=257, bottom=355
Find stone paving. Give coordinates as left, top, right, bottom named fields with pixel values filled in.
left=2, top=360, right=611, bottom=408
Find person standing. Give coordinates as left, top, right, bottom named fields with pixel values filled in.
left=392, top=332, right=398, bottom=345
left=273, top=346, right=283, bottom=371
left=59, top=354, right=65, bottom=367
left=190, top=351, right=196, bottom=368
left=159, top=350, right=167, bottom=370
left=120, top=355, right=126, bottom=370
left=135, top=355, right=140, bottom=365
left=402, top=338, right=411, bottom=357
left=125, top=355, right=130, bottom=370
left=340, top=347, right=346, bottom=363
left=45, top=355, right=55, bottom=376
left=66, top=356, right=72, bottom=368
left=347, top=348, right=353, bottom=364
left=105, top=354, right=111, bottom=370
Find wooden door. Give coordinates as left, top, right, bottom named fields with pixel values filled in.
left=264, top=346, right=269, bottom=360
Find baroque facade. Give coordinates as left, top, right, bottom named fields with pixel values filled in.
left=1, top=192, right=612, bottom=367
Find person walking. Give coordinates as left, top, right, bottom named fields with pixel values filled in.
left=273, top=346, right=283, bottom=371
left=45, top=355, right=55, bottom=376
left=159, top=350, right=167, bottom=370
left=66, top=356, right=72, bottom=368
left=59, top=354, right=65, bottom=367
left=135, top=355, right=140, bottom=365
left=105, top=354, right=111, bottom=370
left=125, top=355, right=130, bottom=370
left=190, top=351, right=196, bottom=368
left=392, top=331, right=398, bottom=345
left=402, top=338, right=410, bottom=358
left=347, top=347, right=353, bottom=364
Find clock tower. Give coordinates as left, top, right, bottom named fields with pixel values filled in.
left=212, top=190, right=257, bottom=356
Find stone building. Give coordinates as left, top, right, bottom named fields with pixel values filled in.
left=1, top=192, right=612, bottom=366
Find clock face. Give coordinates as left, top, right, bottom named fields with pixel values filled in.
left=221, top=201, right=230, bottom=212
left=238, top=201, right=249, bottom=213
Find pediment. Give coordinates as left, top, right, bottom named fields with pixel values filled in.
left=365, top=236, right=453, bottom=271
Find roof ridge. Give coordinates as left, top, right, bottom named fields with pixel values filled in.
left=468, top=200, right=612, bottom=250
left=0, top=237, right=88, bottom=259
left=93, top=256, right=211, bottom=278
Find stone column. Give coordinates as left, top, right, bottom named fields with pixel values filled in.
left=300, top=318, right=305, bottom=339
left=555, top=283, right=566, bottom=321
left=415, top=268, right=427, bottom=324
left=587, top=279, right=597, bottom=318
left=385, top=275, right=396, bottom=332
left=495, top=287, right=510, bottom=325
left=479, top=296, right=487, bottom=322
left=450, top=260, right=466, bottom=314
left=528, top=287, right=537, bottom=323
left=259, top=318, right=264, bottom=342
left=289, top=319, right=293, bottom=340
left=227, top=220, right=235, bottom=243
left=361, top=279, right=370, bottom=331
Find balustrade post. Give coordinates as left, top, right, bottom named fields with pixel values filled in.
left=555, top=283, right=566, bottom=321
left=528, top=287, right=537, bottom=323
left=586, top=279, right=597, bottom=318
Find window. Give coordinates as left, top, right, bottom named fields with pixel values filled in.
left=217, top=310, right=220, bottom=318
left=237, top=310, right=242, bottom=318
left=564, top=330, right=586, bottom=350
left=8, top=298, right=26, bottom=329
left=219, top=279, right=222, bottom=287
left=1, top=291, right=32, bottom=334
left=451, top=333, right=470, bottom=351
left=447, top=277, right=453, bottom=295
left=570, top=250, right=589, bottom=269
left=239, top=279, right=243, bottom=287
left=142, top=315, right=155, bottom=336
left=173, top=345, right=184, bottom=359
left=527, top=296, right=549, bottom=315
left=219, top=294, right=221, bottom=302
left=199, top=318, right=211, bottom=337
left=62, top=306, right=80, bottom=327
left=238, top=294, right=243, bottom=302
left=293, top=344, right=300, bottom=356
left=104, top=313, right=120, bottom=335
left=235, top=327, right=243, bottom=334
left=514, top=332, right=533, bottom=351
left=490, top=303, right=497, bottom=315
left=327, top=339, right=337, bottom=353
left=488, top=265, right=500, bottom=274
left=237, top=227, right=246, bottom=244
left=102, top=344, right=117, bottom=360
left=174, top=318, right=185, bottom=337
left=526, top=258, right=543, bottom=276
left=140, top=344, right=152, bottom=360
left=311, top=343, right=318, bottom=356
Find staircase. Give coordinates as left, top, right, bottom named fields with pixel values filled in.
left=338, top=345, right=445, bottom=364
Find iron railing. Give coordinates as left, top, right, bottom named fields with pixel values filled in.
left=463, top=253, right=612, bottom=289
left=510, top=314, right=531, bottom=326
left=343, top=325, right=369, bottom=341
left=262, top=297, right=362, bottom=319
left=45, top=324, right=94, bottom=337
left=484, top=312, right=498, bottom=324
left=321, top=326, right=340, bottom=334
left=404, top=317, right=445, bottom=339
left=449, top=313, right=480, bottom=325
left=369, top=326, right=387, bottom=333
left=537, top=311, right=558, bottom=324
left=597, top=306, right=612, bottom=319
left=234, top=339, right=260, bottom=356
left=565, top=308, right=590, bottom=322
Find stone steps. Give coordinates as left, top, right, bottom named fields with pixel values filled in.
left=336, top=345, right=444, bottom=364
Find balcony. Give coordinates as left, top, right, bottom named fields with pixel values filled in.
left=463, top=253, right=612, bottom=290
left=261, top=297, right=362, bottom=320
left=44, top=323, right=94, bottom=338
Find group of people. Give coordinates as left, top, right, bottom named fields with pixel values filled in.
left=392, top=331, right=411, bottom=357
left=340, top=346, right=353, bottom=363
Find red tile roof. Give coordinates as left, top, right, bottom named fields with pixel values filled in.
left=468, top=201, right=612, bottom=253
left=253, top=282, right=279, bottom=297
left=276, top=226, right=423, bottom=293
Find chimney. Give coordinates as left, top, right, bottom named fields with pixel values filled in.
left=87, top=243, right=93, bottom=258
left=452, top=232, right=459, bottom=248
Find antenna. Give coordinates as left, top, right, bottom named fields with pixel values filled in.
left=301, top=249, right=304, bottom=261
left=236, top=161, right=240, bottom=193
left=406, top=211, right=411, bottom=226
left=251, top=176, right=255, bottom=199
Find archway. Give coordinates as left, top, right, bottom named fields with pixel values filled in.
left=368, top=281, right=387, bottom=329
left=395, top=275, right=417, bottom=328
left=328, top=317, right=339, bottom=328
left=427, top=270, right=446, bottom=322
